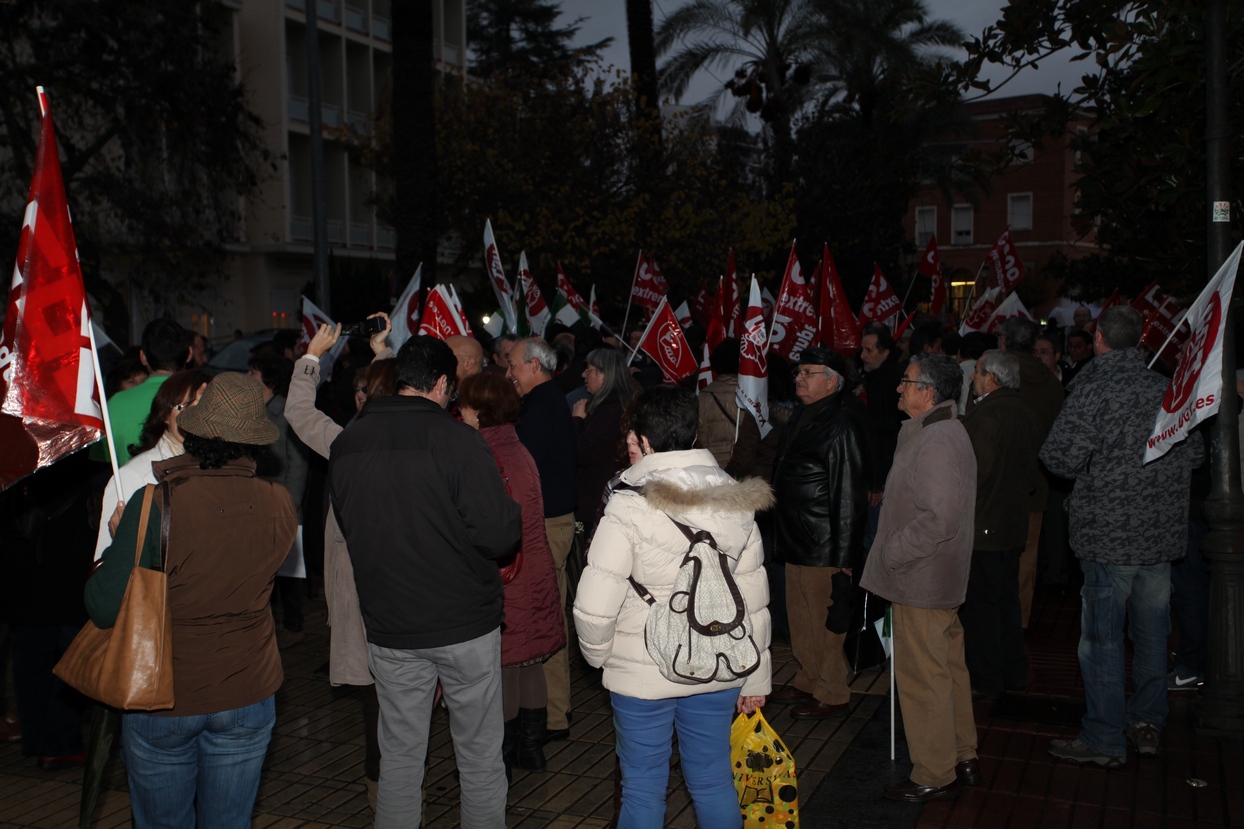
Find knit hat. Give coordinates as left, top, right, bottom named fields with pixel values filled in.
left=177, top=373, right=280, bottom=445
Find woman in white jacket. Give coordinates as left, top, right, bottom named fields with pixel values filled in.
left=574, top=385, right=773, bottom=829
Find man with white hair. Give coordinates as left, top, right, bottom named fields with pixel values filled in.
left=506, top=338, right=577, bottom=741
left=959, top=350, right=1041, bottom=700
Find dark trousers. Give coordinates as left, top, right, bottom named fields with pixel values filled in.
left=1040, top=481, right=1072, bottom=586
left=758, top=513, right=788, bottom=638
left=959, top=549, right=1028, bottom=698
left=10, top=624, right=85, bottom=757
left=1171, top=519, right=1210, bottom=675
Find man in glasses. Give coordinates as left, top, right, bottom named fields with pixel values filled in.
left=862, top=353, right=978, bottom=803
left=769, top=347, right=869, bottom=720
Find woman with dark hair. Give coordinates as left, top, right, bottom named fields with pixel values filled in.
left=574, top=385, right=773, bottom=828
left=94, top=369, right=207, bottom=560
left=283, top=315, right=393, bottom=810
left=85, top=373, right=298, bottom=828
left=571, top=347, right=638, bottom=536
left=458, top=371, right=565, bottom=774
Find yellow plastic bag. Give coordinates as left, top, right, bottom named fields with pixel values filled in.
left=731, top=709, right=799, bottom=828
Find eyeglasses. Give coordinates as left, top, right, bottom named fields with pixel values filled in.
left=792, top=368, right=828, bottom=380
left=898, top=378, right=930, bottom=388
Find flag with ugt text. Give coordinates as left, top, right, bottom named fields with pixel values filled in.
left=484, top=220, right=518, bottom=334
left=1145, top=242, right=1243, bottom=463
left=419, top=285, right=466, bottom=340
left=0, top=88, right=103, bottom=491
left=986, top=229, right=1026, bottom=294
left=736, top=277, right=772, bottom=439
left=300, top=296, right=347, bottom=380
left=517, top=252, right=551, bottom=337
left=859, top=264, right=902, bottom=328
left=768, top=244, right=818, bottom=362
left=634, top=298, right=697, bottom=383
left=959, top=286, right=1001, bottom=335
left=816, top=243, right=860, bottom=357
left=919, top=236, right=947, bottom=315
left=1132, top=281, right=1187, bottom=371
left=387, top=264, right=423, bottom=351
left=631, top=254, right=668, bottom=312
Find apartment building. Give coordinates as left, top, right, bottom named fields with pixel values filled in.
left=191, top=0, right=465, bottom=339
left=904, top=94, right=1098, bottom=317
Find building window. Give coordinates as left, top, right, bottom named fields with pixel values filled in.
left=952, top=205, right=973, bottom=245
left=1008, top=193, right=1033, bottom=231
left=915, top=206, right=936, bottom=247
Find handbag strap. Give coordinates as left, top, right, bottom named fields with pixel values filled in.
left=132, top=485, right=156, bottom=569
left=155, top=481, right=172, bottom=573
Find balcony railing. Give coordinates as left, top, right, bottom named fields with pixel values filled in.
left=349, top=222, right=372, bottom=247
left=376, top=227, right=395, bottom=249
left=318, top=0, right=340, bottom=24
left=288, top=95, right=309, bottom=122
left=345, top=6, right=367, bottom=33
left=321, top=103, right=341, bottom=127
left=290, top=216, right=312, bottom=242
left=372, top=16, right=390, bottom=41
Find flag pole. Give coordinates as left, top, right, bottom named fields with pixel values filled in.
left=86, top=321, right=123, bottom=503
left=627, top=296, right=664, bottom=367
left=1147, top=306, right=1191, bottom=370
left=620, top=249, right=643, bottom=340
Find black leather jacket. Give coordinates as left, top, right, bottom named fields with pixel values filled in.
left=771, top=392, right=868, bottom=569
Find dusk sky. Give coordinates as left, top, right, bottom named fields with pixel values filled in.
left=557, top=0, right=1084, bottom=108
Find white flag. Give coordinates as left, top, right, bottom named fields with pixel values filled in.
left=387, top=264, right=422, bottom=351
left=483, top=220, right=518, bottom=333
left=735, top=278, right=772, bottom=439
left=1145, top=242, right=1243, bottom=463
left=299, top=296, right=345, bottom=381
left=984, top=291, right=1032, bottom=333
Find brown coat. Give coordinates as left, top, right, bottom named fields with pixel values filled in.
left=284, top=351, right=390, bottom=687
left=697, top=375, right=762, bottom=478
left=861, top=401, right=976, bottom=609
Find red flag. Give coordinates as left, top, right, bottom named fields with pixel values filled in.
left=959, top=286, right=1001, bottom=334
left=1, top=89, right=103, bottom=490
left=691, top=280, right=713, bottom=327
left=1132, top=282, right=1187, bottom=370
left=858, top=264, right=902, bottom=327
left=419, top=286, right=464, bottom=341
left=725, top=250, right=742, bottom=337
left=696, top=342, right=714, bottom=392
left=816, top=244, right=860, bottom=356
left=768, top=244, right=818, bottom=362
left=635, top=298, right=698, bottom=383
left=705, top=278, right=727, bottom=353
left=986, top=229, right=1027, bottom=294
left=631, top=255, right=667, bottom=311
left=919, top=236, right=947, bottom=314
left=1084, top=290, right=1121, bottom=335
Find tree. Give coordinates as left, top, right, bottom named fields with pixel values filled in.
left=0, top=0, right=268, bottom=328
left=627, top=0, right=665, bottom=242
left=655, top=0, right=823, bottom=193
left=392, top=2, right=438, bottom=283
left=467, top=0, right=612, bottom=78
left=952, top=0, right=1244, bottom=298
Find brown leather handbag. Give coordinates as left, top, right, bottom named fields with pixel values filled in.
left=53, top=483, right=175, bottom=710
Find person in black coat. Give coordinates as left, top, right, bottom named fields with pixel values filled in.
left=768, top=347, right=869, bottom=720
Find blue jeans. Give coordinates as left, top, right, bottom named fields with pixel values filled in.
left=611, top=688, right=742, bottom=829
left=1077, top=561, right=1170, bottom=757
left=122, top=695, right=275, bottom=829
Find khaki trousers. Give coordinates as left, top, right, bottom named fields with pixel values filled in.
left=1019, top=512, right=1043, bottom=628
left=892, top=603, right=978, bottom=788
left=542, top=513, right=576, bottom=731
left=785, top=564, right=852, bottom=705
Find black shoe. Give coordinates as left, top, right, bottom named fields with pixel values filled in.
left=502, top=717, right=519, bottom=782
left=769, top=685, right=815, bottom=705
left=313, top=661, right=330, bottom=678
left=544, top=710, right=572, bottom=744
left=516, top=708, right=547, bottom=771
left=955, top=759, right=982, bottom=786
left=883, top=777, right=961, bottom=803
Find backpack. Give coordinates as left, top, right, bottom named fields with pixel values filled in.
left=628, top=514, right=762, bottom=685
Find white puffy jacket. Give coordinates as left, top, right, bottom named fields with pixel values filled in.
left=573, top=449, right=774, bottom=700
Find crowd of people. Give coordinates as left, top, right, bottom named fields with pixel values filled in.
left=0, top=300, right=1214, bottom=827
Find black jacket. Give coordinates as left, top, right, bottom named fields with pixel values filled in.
left=517, top=379, right=578, bottom=517
left=771, top=392, right=868, bottom=569
left=329, top=395, right=522, bottom=650
left=961, top=387, right=1040, bottom=551
left=862, top=352, right=907, bottom=484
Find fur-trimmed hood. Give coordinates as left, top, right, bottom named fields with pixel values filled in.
left=619, top=448, right=775, bottom=514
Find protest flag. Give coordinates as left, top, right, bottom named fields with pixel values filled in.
left=692, top=280, right=713, bottom=327
left=483, top=220, right=519, bottom=334
left=705, top=278, right=728, bottom=353
left=816, top=243, right=861, bottom=356
left=696, top=343, right=715, bottom=392
left=859, top=264, right=902, bottom=329
left=299, top=296, right=347, bottom=380
left=448, top=285, right=474, bottom=338
left=1132, top=282, right=1187, bottom=370
left=674, top=301, right=693, bottom=329
left=985, top=229, right=1026, bottom=294
left=984, top=291, right=1033, bottom=333
left=918, top=236, right=947, bottom=315
left=589, top=285, right=601, bottom=330
left=736, top=277, right=773, bottom=439
left=631, top=254, right=667, bottom=313
left=553, top=264, right=590, bottom=327
left=633, top=298, right=698, bottom=383
left=725, top=250, right=742, bottom=337
left=768, top=243, right=818, bottom=362
left=0, top=88, right=105, bottom=492
left=387, top=264, right=423, bottom=351
left=516, top=252, right=551, bottom=337
left=419, top=286, right=465, bottom=340
left=761, top=286, right=776, bottom=327
left=1145, top=242, right=1243, bottom=463
left=959, top=285, right=1002, bottom=335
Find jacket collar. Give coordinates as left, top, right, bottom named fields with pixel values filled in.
left=908, top=399, right=958, bottom=430
left=365, top=394, right=450, bottom=415
left=619, top=449, right=775, bottom=513
left=153, top=454, right=258, bottom=482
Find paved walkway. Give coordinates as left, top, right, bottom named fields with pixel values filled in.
left=2, top=584, right=1241, bottom=827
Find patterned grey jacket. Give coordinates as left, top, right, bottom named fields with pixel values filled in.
left=1039, top=347, right=1204, bottom=565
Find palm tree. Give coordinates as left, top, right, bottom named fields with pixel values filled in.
left=655, top=0, right=825, bottom=192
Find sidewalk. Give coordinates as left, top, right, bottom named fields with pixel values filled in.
left=2, top=584, right=1241, bottom=827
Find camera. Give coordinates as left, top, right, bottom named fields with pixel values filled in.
left=340, top=317, right=386, bottom=338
